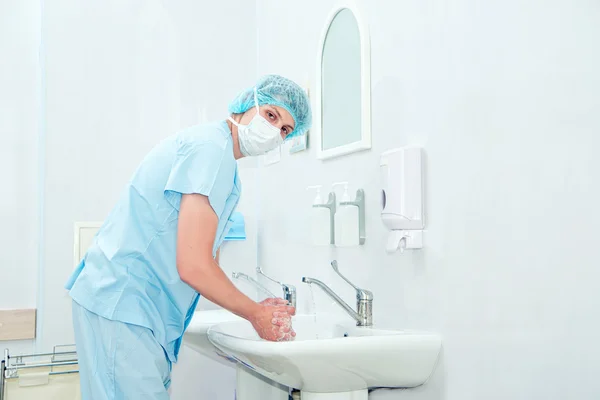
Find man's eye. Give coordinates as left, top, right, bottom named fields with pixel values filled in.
left=282, top=127, right=289, bottom=135
left=267, top=112, right=276, bottom=120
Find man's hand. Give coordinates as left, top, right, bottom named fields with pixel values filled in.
left=251, top=301, right=296, bottom=341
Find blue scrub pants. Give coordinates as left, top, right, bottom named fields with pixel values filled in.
left=72, top=300, right=172, bottom=399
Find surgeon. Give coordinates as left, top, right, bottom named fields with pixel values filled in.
left=65, top=74, right=312, bottom=399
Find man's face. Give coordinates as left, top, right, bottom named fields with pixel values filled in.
left=240, top=104, right=296, bottom=140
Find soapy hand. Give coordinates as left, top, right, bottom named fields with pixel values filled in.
left=250, top=299, right=296, bottom=342
left=260, top=297, right=296, bottom=341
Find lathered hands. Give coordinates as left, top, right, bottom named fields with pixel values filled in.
left=251, top=298, right=296, bottom=341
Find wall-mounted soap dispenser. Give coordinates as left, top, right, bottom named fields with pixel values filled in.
left=307, top=185, right=335, bottom=246
left=380, top=147, right=424, bottom=253
left=332, top=182, right=359, bottom=247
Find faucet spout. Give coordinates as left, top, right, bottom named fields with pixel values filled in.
left=302, top=261, right=373, bottom=326
left=302, top=276, right=361, bottom=323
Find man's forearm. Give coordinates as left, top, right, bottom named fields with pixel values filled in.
left=180, top=259, right=260, bottom=321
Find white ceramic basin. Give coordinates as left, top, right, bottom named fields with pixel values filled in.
left=208, top=315, right=442, bottom=394
left=184, top=309, right=243, bottom=365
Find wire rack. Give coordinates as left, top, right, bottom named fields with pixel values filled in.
left=0, top=344, right=79, bottom=400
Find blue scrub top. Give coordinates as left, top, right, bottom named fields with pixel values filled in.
left=65, top=121, right=241, bottom=363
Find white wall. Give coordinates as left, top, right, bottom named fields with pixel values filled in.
left=255, top=1, right=600, bottom=399
left=0, top=0, right=41, bottom=356
left=38, top=1, right=258, bottom=399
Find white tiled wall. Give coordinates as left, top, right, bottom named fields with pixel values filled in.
left=254, top=1, right=600, bottom=399
left=0, top=0, right=42, bottom=357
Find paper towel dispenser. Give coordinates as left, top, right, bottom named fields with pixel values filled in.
left=380, top=147, right=424, bottom=253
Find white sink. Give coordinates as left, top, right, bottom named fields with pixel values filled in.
left=208, top=315, right=442, bottom=399
left=184, top=309, right=243, bottom=365
left=185, top=309, right=320, bottom=400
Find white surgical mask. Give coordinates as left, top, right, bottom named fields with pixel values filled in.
left=228, top=88, right=283, bottom=157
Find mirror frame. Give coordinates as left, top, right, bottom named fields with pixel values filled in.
left=315, top=2, right=371, bottom=160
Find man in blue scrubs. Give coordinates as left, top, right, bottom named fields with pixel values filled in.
left=65, top=75, right=311, bottom=399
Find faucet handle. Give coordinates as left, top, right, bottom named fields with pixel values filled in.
left=330, top=260, right=373, bottom=301
left=256, top=266, right=281, bottom=285
left=232, top=271, right=278, bottom=298
left=256, top=266, right=297, bottom=307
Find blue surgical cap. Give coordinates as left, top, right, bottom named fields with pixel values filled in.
left=228, top=74, right=312, bottom=139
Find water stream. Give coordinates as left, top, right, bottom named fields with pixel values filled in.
left=308, top=283, right=319, bottom=339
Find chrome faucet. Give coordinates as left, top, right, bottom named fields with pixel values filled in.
left=231, top=272, right=278, bottom=299
left=256, top=266, right=297, bottom=309
left=302, top=260, right=373, bottom=327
